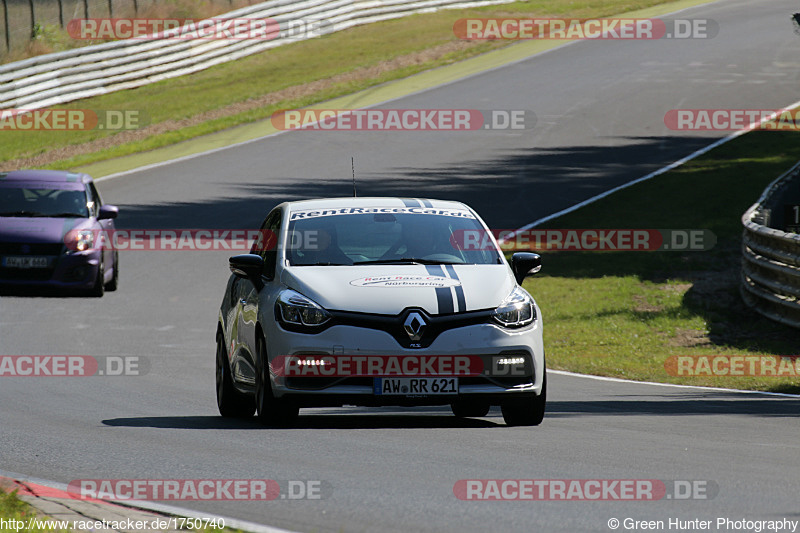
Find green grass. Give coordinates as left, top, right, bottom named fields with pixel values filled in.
left=0, top=0, right=685, bottom=169
left=0, top=489, right=244, bottom=533
left=5, top=0, right=793, bottom=393
left=520, top=130, right=800, bottom=393
left=0, top=490, right=68, bottom=533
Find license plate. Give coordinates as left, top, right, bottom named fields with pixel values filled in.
left=374, top=377, right=458, bottom=395
left=2, top=256, right=49, bottom=268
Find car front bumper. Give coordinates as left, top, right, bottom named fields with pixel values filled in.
left=0, top=249, right=101, bottom=290
left=263, top=316, right=545, bottom=405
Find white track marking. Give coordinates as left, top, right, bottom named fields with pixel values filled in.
left=0, top=470, right=298, bottom=533
left=550, top=370, right=800, bottom=397
left=499, top=98, right=800, bottom=241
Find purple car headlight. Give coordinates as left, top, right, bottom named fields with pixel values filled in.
left=66, top=229, right=96, bottom=252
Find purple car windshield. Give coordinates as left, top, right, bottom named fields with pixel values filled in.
left=0, top=182, right=90, bottom=218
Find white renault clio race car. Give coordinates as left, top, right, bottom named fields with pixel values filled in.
left=216, top=197, right=545, bottom=426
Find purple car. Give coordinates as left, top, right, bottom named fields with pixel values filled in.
left=0, top=170, right=119, bottom=296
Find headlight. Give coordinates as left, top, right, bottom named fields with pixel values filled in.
left=71, top=230, right=95, bottom=252
left=492, top=286, right=535, bottom=328
left=276, top=289, right=331, bottom=329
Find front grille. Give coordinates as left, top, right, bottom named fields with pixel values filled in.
left=328, top=308, right=493, bottom=349
left=463, top=376, right=534, bottom=388
left=286, top=377, right=374, bottom=390
left=286, top=376, right=533, bottom=390
left=0, top=267, right=54, bottom=281
left=285, top=377, right=343, bottom=390
left=283, top=350, right=535, bottom=391
left=0, top=241, right=63, bottom=281
left=0, top=242, right=64, bottom=255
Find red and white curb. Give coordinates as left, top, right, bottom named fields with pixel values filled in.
left=0, top=471, right=297, bottom=533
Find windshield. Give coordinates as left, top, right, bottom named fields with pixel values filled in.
left=0, top=185, right=90, bottom=218
left=286, top=210, right=502, bottom=266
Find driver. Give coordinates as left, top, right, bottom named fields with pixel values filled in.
left=294, top=221, right=352, bottom=265
left=398, top=217, right=440, bottom=259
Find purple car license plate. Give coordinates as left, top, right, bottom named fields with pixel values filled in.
left=2, top=256, right=49, bottom=268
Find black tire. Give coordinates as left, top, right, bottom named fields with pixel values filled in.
left=216, top=334, right=254, bottom=418
left=89, top=258, right=104, bottom=297
left=450, top=401, right=490, bottom=418
left=255, top=337, right=299, bottom=427
left=501, top=372, right=546, bottom=427
left=104, top=252, right=118, bottom=291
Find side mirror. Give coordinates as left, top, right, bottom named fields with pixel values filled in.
left=511, top=252, right=541, bottom=285
left=229, top=254, right=264, bottom=280
left=98, top=205, right=118, bottom=220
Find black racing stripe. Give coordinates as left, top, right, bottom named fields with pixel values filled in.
left=402, top=198, right=421, bottom=207
left=445, top=264, right=466, bottom=312
left=425, top=265, right=453, bottom=315
left=435, top=287, right=454, bottom=314
left=425, top=265, right=442, bottom=276
left=420, top=199, right=433, bottom=208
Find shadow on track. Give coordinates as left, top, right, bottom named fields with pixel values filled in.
left=546, top=393, right=800, bottom=418
left=110, top=135, right=713, bottom=230
left=102, top=416, right=264, bottom=430
left=101, top=415, right=502, bottom=429
left=99, top=392, right=800, bottom=428
left=102, top=408, right=504, bottom=429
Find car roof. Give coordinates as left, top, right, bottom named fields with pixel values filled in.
left=0, top=170, right=91, bottom=185
left=282, top=197, right=470, bottom=211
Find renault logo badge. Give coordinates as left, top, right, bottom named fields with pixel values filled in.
left=403, top=312, right=427, bottom=341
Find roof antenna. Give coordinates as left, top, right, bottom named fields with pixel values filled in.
left=351, top=157, right=357, bottom=197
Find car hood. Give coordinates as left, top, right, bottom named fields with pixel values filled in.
left=280, top=264, right=516, bottom=315
left=0, top=217, right=88, bottom=244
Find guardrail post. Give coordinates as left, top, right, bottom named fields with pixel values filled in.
left=741, top=161, right=800, bottom=329
left=1, top=0, right=8, bottom=53
left=27, top=0, right=35, bottom=38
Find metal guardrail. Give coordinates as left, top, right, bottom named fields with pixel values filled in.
left=0, top=0, right=513, bottom=111
left=741, top=160, right=800, bottom=328
left=0, top=0, right=244, bottom=54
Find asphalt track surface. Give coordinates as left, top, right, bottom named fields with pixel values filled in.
left=2, top=0, right=800, bottom=531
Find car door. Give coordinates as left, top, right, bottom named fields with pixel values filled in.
left=87, top=182, right=114, bottom=271
left=234, top=208, right=281, bottom=384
